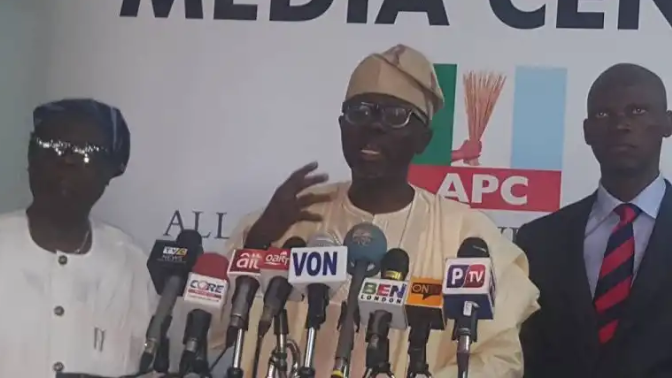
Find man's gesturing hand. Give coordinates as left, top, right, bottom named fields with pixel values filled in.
left=245, top=162, right=333, bottom=248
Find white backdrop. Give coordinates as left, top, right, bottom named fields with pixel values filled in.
left=39, top=0, right=672, bottom=251
left=0, top=0, right=49, bottom=213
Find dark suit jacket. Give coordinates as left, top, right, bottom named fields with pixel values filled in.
left=516, top=181, right=672, bottom=378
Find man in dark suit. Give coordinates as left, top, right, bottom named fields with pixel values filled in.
left=517, top=63, right=672, bottom=378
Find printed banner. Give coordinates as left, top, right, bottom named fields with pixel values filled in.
left=36, top=0, right=672, bottom=249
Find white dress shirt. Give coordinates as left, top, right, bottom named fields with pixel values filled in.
left=584, top=175, right=666, bottom=296
left=0, top=210, right=158, bottom=377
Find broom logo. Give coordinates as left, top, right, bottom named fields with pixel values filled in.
left=461, top=71, right=506, bottom=166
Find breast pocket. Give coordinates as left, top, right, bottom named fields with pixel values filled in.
left=86, top=285, right=142, bottom=377
left=88, top=317, right=138, bottom=377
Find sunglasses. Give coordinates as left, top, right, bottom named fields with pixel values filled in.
left=343, top=102, right=428, bottom=129
left=30, top=135, right=110, bottom=165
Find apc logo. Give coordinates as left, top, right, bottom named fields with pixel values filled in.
left=409, top=64, right=566, bottom=212
left=446, top=264, right=486, bottom=288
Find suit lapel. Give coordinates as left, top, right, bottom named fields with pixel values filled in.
left=616, top=181, right=672, bottom=338
left=560, top=194, right=601, bottom=350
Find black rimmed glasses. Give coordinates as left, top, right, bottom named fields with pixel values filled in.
left=343, top=102, right=428, bottom=129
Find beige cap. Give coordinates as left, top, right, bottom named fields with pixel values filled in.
left=345, top=44, right=444, bottom=119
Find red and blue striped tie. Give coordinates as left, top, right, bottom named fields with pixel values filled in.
left=594, top=203, right=641, bottom=344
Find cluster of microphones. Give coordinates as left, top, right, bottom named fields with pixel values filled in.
left=63, top=223, right=495, bottom=378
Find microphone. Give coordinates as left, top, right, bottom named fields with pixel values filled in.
left=331, top=223, right=388, bottom=378
left=140, top=229, right=203, bottom=372
left=442, top=237, right=496, bottom=378
left=358, top=248, right=409, bottom=331
left=258, top=237, right=306, bottom=337
left=286, top=232, right=347, bottom=376
left=179, top=253, right=230, bottom=376
left=358, top=248, right=410, bottom=377
left=255, top=237, right=306, bottom=378
left=227, top=247, right=265, bottom=330
left=226, top=246, right=265, bottom=378
left=404, top=277, right=445, bottom=377
left=289, top=235, right=349, bottom=297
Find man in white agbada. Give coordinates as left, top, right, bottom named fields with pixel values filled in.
left=211, top=45, right=540, bottom=377
left=0, top=99, right=180, bottom=377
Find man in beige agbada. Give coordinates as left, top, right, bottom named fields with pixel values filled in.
left=212, top=44, right=540, bottom=377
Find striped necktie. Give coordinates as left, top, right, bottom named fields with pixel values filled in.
left=594, top=203, right=642, bottom=344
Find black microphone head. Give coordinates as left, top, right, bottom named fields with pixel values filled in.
left=176, top=229, right=204, bottom=262
left=282, top=236, right=307, bottom=248
left=380, top=248, right=410, bottom=281
left=457, top=237, right=490, bottom=258
left=176, top=229, right=203, bottom=249
left=147, top=230, right=203, bottom=295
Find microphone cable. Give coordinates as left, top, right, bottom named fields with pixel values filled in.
left=250, top=299, right=276, bottom=378
left=205, top=321, right=268, bottom=378
left=209, top=324, right=238, bottom=373
left=209, top=350, right=225, bottom=372
left=251, top=333, right=265, bottom=378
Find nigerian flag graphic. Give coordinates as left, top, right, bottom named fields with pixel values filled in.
left=408, top=64, right=568, bottom=212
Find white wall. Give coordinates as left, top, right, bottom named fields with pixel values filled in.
left=0, top=0, right=49, bottom=212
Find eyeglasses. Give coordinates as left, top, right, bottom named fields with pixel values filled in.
left=30, top=136, right=110, bottom=165
left=343, top=102, right=428, bottom=129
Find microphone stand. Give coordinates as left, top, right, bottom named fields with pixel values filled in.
left=193, top=339, right=211, bottom=377
left=227, top=275, right=260, bottom=378
left=180, top=310, right=213, bottom=376
left=153, top=343, right=211, bottom=378
left=452, top=303, right=479, bottom=378
left=266, top=309, right=290, bottom=378
left=406, top=325, right=431, bottom=378
left=331, top=301, right=360, bottom=378
left=297, top=284, right=330, bottom=378
left=226, top=326, right=247, bottom=378
left=364, top=339, right=393, bottom=378
left=332, top=258, right=368, bottom=378
left=364, top=313, right=394, bottom=378
left=154, top=335, right=171, bottom=374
